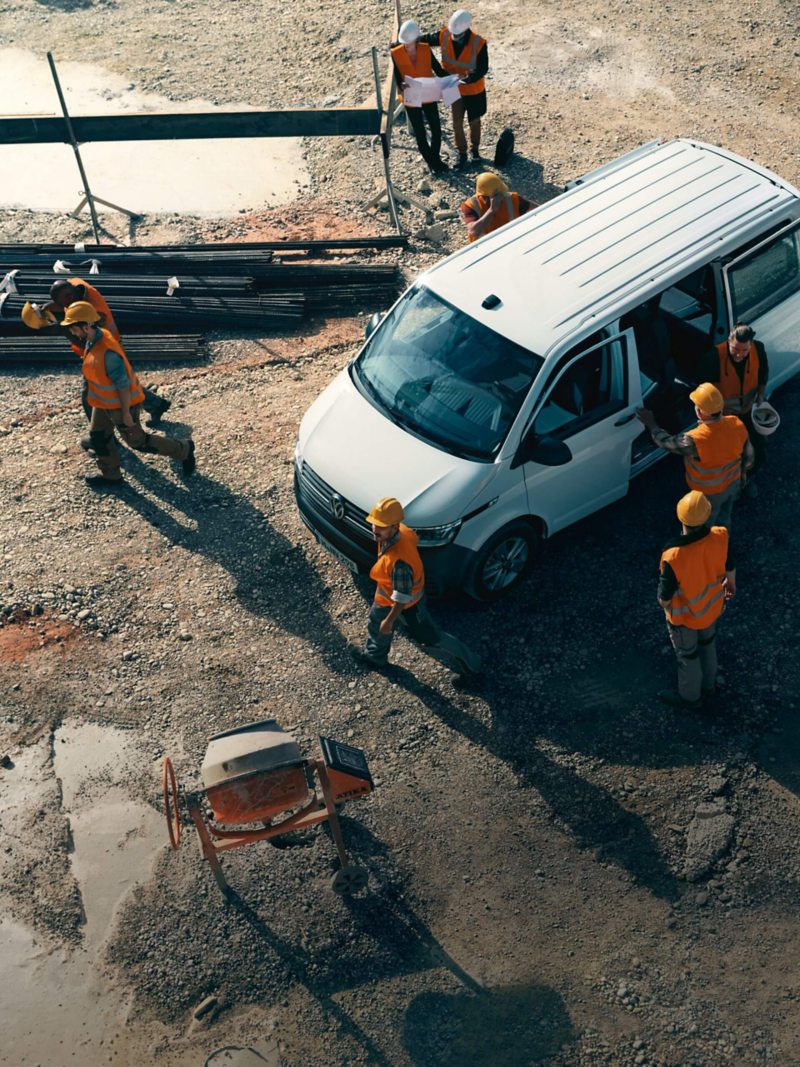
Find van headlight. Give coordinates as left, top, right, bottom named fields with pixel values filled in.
left=294, top=437, right=303, bottom=474
left=414, top=520, right=462, bottom=547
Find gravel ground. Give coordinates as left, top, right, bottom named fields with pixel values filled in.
left=2, top=1, right=800, bottom=1065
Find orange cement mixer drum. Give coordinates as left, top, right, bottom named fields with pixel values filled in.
left=206, top=765, right=308, bottom=824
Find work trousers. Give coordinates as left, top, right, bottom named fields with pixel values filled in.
left=666, top=619, right=717, bottom=703
left=364, top=594, right=481, bottom=676
left=88, top=403, right=189, bottom=481
left=740, top=409, right=766, bottom=478
left=451, top=98, right=481, bottom=154
left=81, top=380, right=163, bottom=423
left=406, top=103, right=443, bottom=168
left=706, top=480, right=740, bottom=532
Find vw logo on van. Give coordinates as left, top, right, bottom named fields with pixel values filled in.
left=330, top=493, right=345, bottom=520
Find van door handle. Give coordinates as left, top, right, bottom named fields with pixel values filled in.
left=615, top=411, right=636, bottom=426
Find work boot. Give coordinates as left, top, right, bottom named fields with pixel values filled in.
left=470, top=147, right=482, bottom=164
left=182, top=440, right=196, bottom=477
left=80, top=436, right=93, bottom=452
left=85, top=475, right=123, bottom=490
left=147, top=397, right=172, bottom=425
left=658, top=688, right=702, bottom=710
left=431, top=158, right=450, bottom=173
left=450, top=671, right=478, bottom=689
left=347, top=643, right=388, bottom=670
left=456, top=152, right=468, bottom=170
left=742, top=477, right=758, bottom=499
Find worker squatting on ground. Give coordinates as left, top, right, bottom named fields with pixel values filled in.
left=391, top=21, right=449, bottom=173
left=461, top=172, right=538, bottom=242
left=657, top=490, right=736, bottom=709
left=61, top=301, right=195, bottom=489
left=45, top=278, right=171, bottom=427
left=636, top=383, right=754, bottom=531
left=694, top=323, right=769, bottom=499
left=420, top=10, right=487, bottom=169
left=350, top=497, right=482, bottom=686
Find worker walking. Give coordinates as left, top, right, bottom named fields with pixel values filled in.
left=391, top=21, right=449, bottom=173
left=46, top=278, right=171, bottom=425
left=421, top=10, right=488, bottom=169
left=62, top=301, right=195, bottom=488
left=636, top=383, right=754, bottom=530
left=693, top=323, right=769, bottom=498
left=461, top=172, right=537, bottom=242
left=657, top=491, right=736, bottom=709
left=350, top=497, right=481, bottom=686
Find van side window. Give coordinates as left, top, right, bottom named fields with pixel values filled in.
left=727, top=229, right=800, bottom=322
left=535, top=339, right=626, bottom=438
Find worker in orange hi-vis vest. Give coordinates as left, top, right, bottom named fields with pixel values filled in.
left=420, top=9, right=488, bottom=169
left=656, top=490, right=737, bottom=709
left=348, top=497, right=481, bottom=688
left=390, top=20, right=449, bottom=172
left=45, top=277, right=171, bottom=429
left=62, top=301, right=196, bottom=490
left=461, top=172, right=538, bottom=242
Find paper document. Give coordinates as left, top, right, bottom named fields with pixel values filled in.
left=404, top=74, right=461, bottom=108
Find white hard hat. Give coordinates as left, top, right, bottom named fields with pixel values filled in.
left=751, top=401, right=780, bottom=435
left=398, top=19, right=421, bottom=43
left=448, top=9, right=472, bottom=34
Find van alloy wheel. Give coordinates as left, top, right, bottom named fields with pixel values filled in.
left=467, top=522, right=538, bottom=602
left=482, top=536, right=530, bottom=590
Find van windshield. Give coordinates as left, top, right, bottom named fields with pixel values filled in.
left=352, top=285, right=544, bottom=461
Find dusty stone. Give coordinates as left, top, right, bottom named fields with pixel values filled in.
left=683, top=810, right=736, bottom=881
left=695, top=891, right=709, bottom=906
left=192, top=994, right=217, bottom=1019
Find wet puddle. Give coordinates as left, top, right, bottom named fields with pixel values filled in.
left=0, top=48, right=309, bottom=215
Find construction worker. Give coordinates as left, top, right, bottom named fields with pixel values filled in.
left=45, top=278, right=171, bottom=426
left=461, top=172, right=537, bottom=242
left=62, top=301, right=195, bottom=489
left=636, top=383, right=754, bottom=530
left=391, top=21, right=449, bottom=173
left=421, top=10, right=488, bottom=169
left=657, top=490, right=736, bottom=709
left=693, top=323, right=769, bottom=498
left=350, top=497, right=481, bottom=686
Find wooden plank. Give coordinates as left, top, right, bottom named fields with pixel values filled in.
left=0, top=108, right=381, bottom=146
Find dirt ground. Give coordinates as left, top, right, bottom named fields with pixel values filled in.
left=2, top=1, right=800, bottom=1065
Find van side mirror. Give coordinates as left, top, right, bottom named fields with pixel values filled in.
left=512, top=431, right=572, bottom=468
left=365, top=312, right=383, bottom=340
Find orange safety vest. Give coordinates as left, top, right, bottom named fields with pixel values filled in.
left=684, top=416, right=748, bottom=495
left=370, top=524, right=425, bottom=609
left=69, top=278, right=122, bottom=359
left=716, top=341, right=759, bottom=415
left=82, top=328, right=145, bottom=410
left=661, top=527, right=729, bottom=630
left=439, top=27, right=486, bottom=96
left=390, top=43, right=435, bottom=105
left=462, top=192, right=520, bottom=241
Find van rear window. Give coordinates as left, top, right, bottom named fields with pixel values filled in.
left=352, top=286, right=544, bottom=461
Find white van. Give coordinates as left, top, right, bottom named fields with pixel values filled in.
left=295, top=138, right=800, bottom=599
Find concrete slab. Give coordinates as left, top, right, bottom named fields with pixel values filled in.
left=0, top=49, right=309, bottom=216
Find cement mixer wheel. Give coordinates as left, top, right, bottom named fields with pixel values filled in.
left=163, top=757, right=181, bottom=851
left=330, top=865, right=368, bottom=895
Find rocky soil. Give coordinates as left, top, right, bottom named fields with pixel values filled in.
left=2, top=0, right=800, bottom=1065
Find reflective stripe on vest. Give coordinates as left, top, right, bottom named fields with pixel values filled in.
left=684, top=416, right=748, bottom=494
left=440, top=28, right=486, bottom=95
left=82, top=329, right=145, bottom=410
left=661, top=527, right=729, bottom=630
left=717, top=341, right=759, bottom=414
left=463, top=192, right=520, bottom=242
left=370, top=524, right=425, bottom=609
left=390, top=43, right=434, bottom=104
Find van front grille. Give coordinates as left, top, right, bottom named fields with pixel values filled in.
left=298, top=462, right=373, bottom=549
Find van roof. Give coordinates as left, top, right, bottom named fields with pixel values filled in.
left=425, top=139, right=799, bottom=357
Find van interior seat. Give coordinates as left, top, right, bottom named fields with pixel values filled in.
left=620, top=297, right=677, bottom=394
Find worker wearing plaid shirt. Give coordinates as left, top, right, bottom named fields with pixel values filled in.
left=350, top=497, right=481, bottom=686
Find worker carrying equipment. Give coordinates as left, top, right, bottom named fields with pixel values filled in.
left=461, top=173, right=537, bottom=242
left=751, top=401, right=779, bottom=435
left=636, top=383, right=754, bottom=531
left=656, top=490, right=737, bottom=709
left=63, top=301, right=195, bottom=489
left=350, top=497, right=481, bottom=687
left=21, top=301, right=57, bottom=330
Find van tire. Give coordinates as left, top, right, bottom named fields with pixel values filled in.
left=466, top=522, right=538, bottom=601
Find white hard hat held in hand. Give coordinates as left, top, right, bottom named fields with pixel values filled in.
left=448, top=9, right=472, bottom=34
left=398, top=19, right=421, bottom=43
left=751, top=401, right=780, bottom=435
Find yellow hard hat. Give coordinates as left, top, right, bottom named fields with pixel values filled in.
left=61, top=301, right=100, bottom=326
left=677, top=490, right=712, bottom=527
left=689, top=382, right=724, bottom=415
left=476, top=172, right=508, bottom=197
left=21, top=301, right=57, bottom=330
left=366, top=497, right=404, bottom=527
